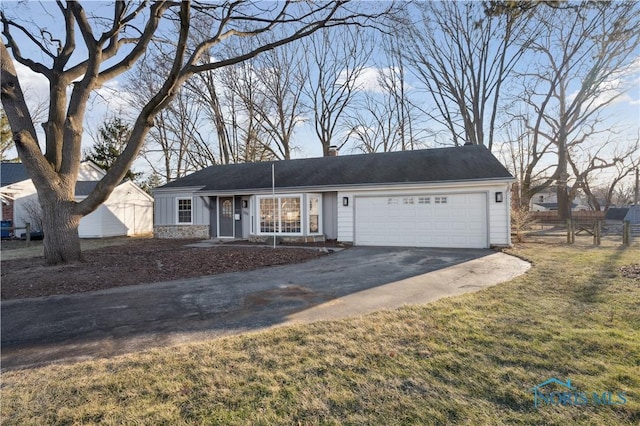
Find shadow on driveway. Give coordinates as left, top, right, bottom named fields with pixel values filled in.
left=1, top=247, right=529, bottom=370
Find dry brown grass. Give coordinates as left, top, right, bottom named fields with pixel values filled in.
left=2, top=242, right=639, bottom=425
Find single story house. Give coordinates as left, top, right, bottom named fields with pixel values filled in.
left=1, top=161, right=154, bottom=238
left=153, top=145, right=514, bottom=249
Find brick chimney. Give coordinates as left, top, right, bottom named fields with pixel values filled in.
left=328, top=145, right=339, bottom=156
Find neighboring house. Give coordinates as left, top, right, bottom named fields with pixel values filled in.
left=153, top=145, right=514, bottom=249
left=530, top=186, right=590, bottom=212
left=605, top=206, right=640, bottom=225
left=0, top=161, right=154, bottom=238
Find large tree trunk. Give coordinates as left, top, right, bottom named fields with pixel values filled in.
left=40, top=198, right=83, bottom=265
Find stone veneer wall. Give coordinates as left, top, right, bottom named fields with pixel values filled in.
left=248, top=234, right=326, bottom=244
left=154, top=225, right=209, bottom=239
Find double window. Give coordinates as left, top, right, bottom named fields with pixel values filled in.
left=257, top=194, right=321, bottom=235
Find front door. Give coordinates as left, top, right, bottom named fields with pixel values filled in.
left=219, top=197, right=234, bottom=237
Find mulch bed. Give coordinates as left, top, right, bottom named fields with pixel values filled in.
left=1, top=239, right=327, bottom=300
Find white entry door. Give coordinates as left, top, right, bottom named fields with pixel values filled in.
left=354, top=193, right=487, bottom=248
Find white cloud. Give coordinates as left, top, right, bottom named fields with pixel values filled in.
left=14, top=62, right=49, bottom=121
left=93, top=80, right=136, bottom=115
left=338, top=66, right=415, bottom=94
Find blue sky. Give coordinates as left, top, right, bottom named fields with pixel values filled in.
left=3, top=1, right=639, bottom=190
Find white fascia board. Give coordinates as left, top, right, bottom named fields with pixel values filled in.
left=195, top=178, right=514, bottom=197
left=152, top=186, right=205, bottom=195
left=117, top=180, right=154, bottom=201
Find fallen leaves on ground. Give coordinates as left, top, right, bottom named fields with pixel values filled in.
left=1, top=239, right=325, bottom=300
left=620, top=264, right=640, bottom=280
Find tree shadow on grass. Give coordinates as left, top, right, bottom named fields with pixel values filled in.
left=573, top=245, right=629, bottom=305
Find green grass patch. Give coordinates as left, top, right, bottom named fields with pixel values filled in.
left=2, top=243, right=639, bottom=425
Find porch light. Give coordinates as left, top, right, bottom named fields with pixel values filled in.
left=343, top=196, right=349, bottom=206
left=495, top=192, right=503, bottom=203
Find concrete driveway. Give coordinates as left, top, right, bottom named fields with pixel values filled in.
left=1, top=247, right=529, bottom=370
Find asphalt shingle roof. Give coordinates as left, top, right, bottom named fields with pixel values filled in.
left=75, top=181, right=99, bottom=196
left=605, top=208, right=629, bottom=221
left=0, top=162, right=30, bottom=187
left=158, top=145, right=513, bottom=192
left=533, top=202, right=579, bottom=210
left=1, top=163, right=99, bottom=196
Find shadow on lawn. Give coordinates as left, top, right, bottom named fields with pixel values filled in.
left=573, top=245, right=629, bottom=305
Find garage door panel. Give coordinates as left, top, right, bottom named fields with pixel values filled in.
left=355, top=193, right=487, bottom=248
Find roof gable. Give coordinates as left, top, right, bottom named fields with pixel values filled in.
left=1, top=162, right=145, bottom=198
left=605, top=208, right=629, bottom=221
left=158, top=145, right=513, bottom=192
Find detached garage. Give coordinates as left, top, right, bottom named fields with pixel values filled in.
left=153, top=145, right=514, bottom=248
left=1, top=161, right=154, bottom=238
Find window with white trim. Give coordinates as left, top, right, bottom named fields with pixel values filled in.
left=259, top=196, right=302, bottom=234
left=177, top=198, right=192, bottom=224
left=308, top=195, right=321, bottom=234
left=418, top=197, right=430, bottom=204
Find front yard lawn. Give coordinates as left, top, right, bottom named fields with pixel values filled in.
left=2, top=242, right=639, bottom=425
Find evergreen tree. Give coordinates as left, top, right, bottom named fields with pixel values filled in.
left=1, top=109, right=17, bottom=162
left=84, top=117, right=138, bottom=181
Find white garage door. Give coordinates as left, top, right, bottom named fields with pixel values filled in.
left=355, top=193, right=487, bottom=248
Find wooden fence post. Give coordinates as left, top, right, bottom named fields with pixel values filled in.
left=593, top=220, right=601, bottom=246
left=25, top=222, right=31, bottom=246
left=566, top=219, right=575, bottom=244
left=623, top=221, right=630, bottom=246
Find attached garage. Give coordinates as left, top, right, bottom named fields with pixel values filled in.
left=355, top=193, right=487, bottom=248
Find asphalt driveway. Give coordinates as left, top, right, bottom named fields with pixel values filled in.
left=1, top=247, right=530, bottom=370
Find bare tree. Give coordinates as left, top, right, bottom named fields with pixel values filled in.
left=570, top=136, right=640, bottom=211
left=404, top=1, right=535, bottom=150
left=345, top=39, right=421, bottom=154
left=21, top=197, right=43, bottom=232
left=218, top=59, right=277, bottom=163
left=188, top=68, right=235, bottom=165
left=126, top=57, right=214, bottom=183
left=302, top=27, right=373, bottom=156
left=345, top=86, right=404, bottom=154
left=247, top=37, right=308, bottom=160
left=378, top=32, right=423, bottom=151
left=498, top=104, right=567, bottom=210
left=1, top=1, right=389, bottom=264
left=518, top=1, right=640, bottom=219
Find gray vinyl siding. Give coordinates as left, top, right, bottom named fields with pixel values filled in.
left=234, top=195, right=242, bottom=237
left=209, top=197, right=217, bottom=237
left=154, top=191, right=209, bottom=226
left=323, top=192, right=338, bottom=240
left=154, top=193, right=175, bottom=225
